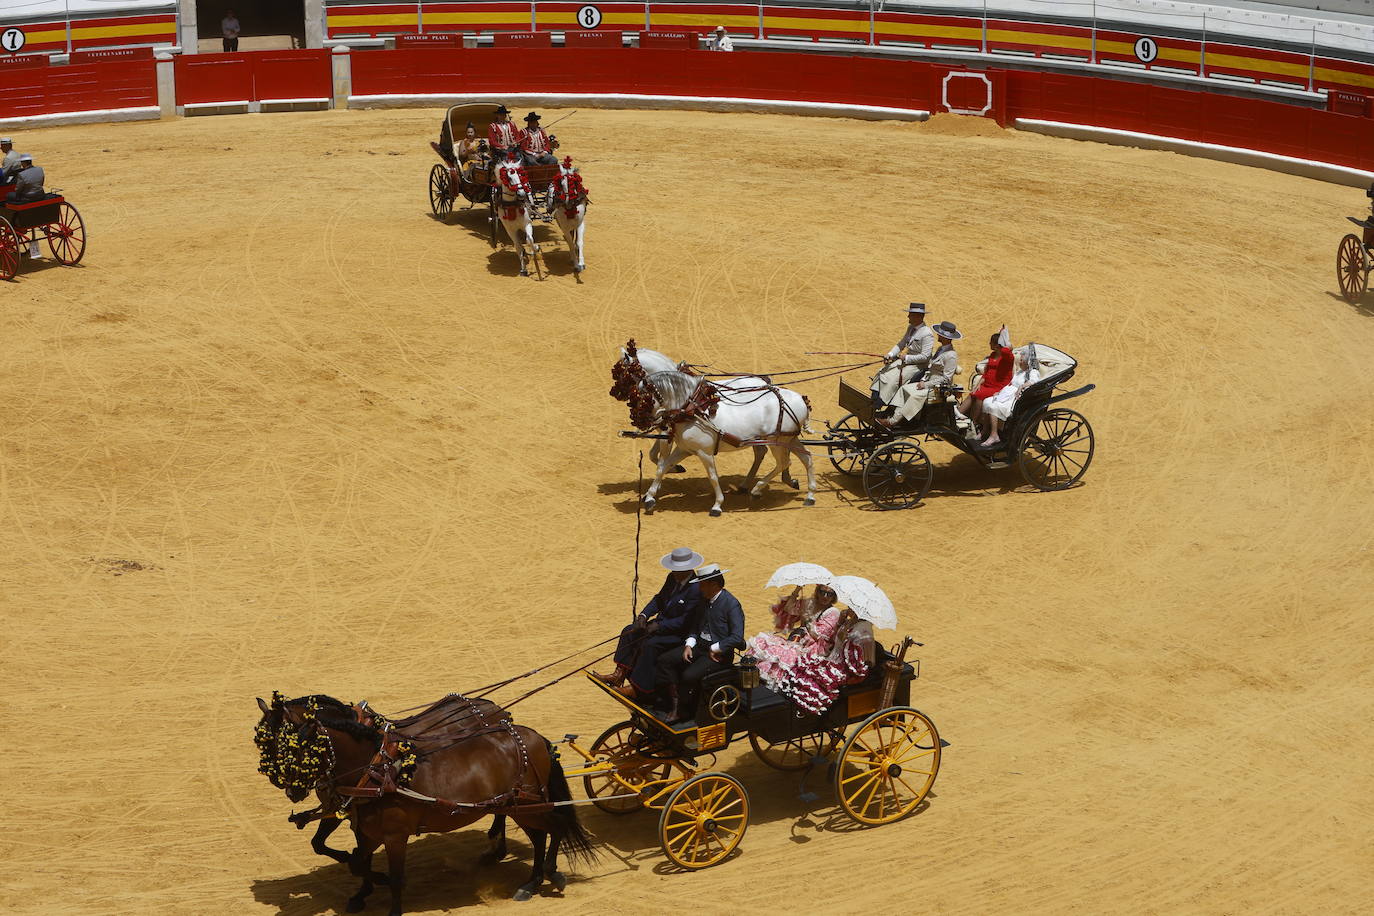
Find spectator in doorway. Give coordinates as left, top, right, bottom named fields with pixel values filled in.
left=707, top=25, right=733, bottom=52
left=222, top=9, right=241, bottom=52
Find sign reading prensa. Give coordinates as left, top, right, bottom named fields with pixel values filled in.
left=1133, top=37, right=1158, bottom=64
left=494, top=31, right=553, bottom=46
left=1, top=27, right=26, bottom=53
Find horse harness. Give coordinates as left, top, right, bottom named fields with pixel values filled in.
left=333, top=693, right=554, bottom=817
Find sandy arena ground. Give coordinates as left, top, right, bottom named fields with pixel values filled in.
left=2, top=107, right=1372, bottom=915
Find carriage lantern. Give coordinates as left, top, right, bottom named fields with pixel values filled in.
left=737, top=656, right=761, bottom=690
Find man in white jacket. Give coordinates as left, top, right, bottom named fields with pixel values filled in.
left=871, top=302, right=935, bottom=413
left=707, top=26, right=733, bottom=51
left=0, top=138, right=21, bottom=182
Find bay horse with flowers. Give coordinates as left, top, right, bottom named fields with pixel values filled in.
left=254, top=692, right=594, bottom=915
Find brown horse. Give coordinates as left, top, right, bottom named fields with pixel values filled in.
left=255, top=694, right=594, bottom=915
left=273, top=695, right=515, bottom=869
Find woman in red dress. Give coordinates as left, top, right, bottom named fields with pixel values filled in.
left=959, top=327, right=1013, bottom=432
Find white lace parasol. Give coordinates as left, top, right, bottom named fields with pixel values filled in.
left=764, top=562, right=834, bottom=589
left=830, top=575, right=898, bottom=630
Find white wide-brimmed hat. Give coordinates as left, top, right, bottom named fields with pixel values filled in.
left=0, top=138, right=12, bottom=145
left=907, top=302, right=926, bottom=314
left=18, top=154, right=32, bottom=163
left=661, top=547, right=704, bottom=571
left=690, top=563, right=729, bottom=583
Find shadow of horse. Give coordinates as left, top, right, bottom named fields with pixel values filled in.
left=248, top=829, right=571, bottom=915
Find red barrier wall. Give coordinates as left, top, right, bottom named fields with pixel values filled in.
left=174, top=51, right=332, bottom=105
left=346, top=47, right=1374, bottom=174
left=0, top=59, right=156, bottom=120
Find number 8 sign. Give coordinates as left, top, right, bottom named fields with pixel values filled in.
left=577, top=5, right=603, bottom=29
left=2, top=27, right=26, bottom=53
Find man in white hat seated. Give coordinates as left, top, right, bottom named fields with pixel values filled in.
left=594, top=547, right=705, bottom=701
left=871, top=302, right=935, bottom=416
left=880, top=320, right=962, bottom=427
left=0, top=138, right=20, bottom=182
left=5, top=155, right=44, bottom=204
left=654, top=563, right=745, bottom=724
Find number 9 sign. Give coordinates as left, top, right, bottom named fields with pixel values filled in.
left=2, top=27, right=26, bottom=53
left=1132, top=37, right=1158, bottom=64
left=576, top=5, right=603, bottom=29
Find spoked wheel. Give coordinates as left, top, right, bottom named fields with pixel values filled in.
left=826, top=412, right=869, bottom=476
left=45, top=203, right=85, bottom=265
left=657, top=772, right=749, bottom=869
left=1337, top=233, right=1368, bottom=303
left=0, top=221, right=20, bottom=280
left=862, top=439, right=932, bottom=510
left=1017, top=408, right=1094, bottom=491
left=748, top=730, right=841, bottom=771
left=428, top=164, right=454, bottom=219
left=582, top=720, right=673, bottom=815
left=834, top=706, right=940, bottom=826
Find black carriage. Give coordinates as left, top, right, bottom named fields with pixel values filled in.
left=824, top=343, right=1096, bottom=509
left=0, top=187, right=85, bottom=280
left=427, top=103, right=562, bottom=247
left=567, top=639, right=940, bottom=869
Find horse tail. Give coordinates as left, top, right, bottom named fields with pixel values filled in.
left=546, top=742, right=597, bottom=864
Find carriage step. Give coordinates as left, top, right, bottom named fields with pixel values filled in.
left=985, top=460, right=1011, bottom=469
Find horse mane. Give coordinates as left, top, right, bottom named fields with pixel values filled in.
left=645, top=370, right=702, bottom=410
left=284, top=694, right=380, bottom=744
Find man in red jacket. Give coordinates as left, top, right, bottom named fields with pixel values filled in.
left=487, top=105, right=521, bottom=161
left=519, top=112, right=560, bottom=166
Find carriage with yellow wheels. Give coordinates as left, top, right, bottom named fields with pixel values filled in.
left=563, top=636, right=940, bottom=870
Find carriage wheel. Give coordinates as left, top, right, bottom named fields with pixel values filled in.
left=582, top=720, right=672, bottom=815
left=45, top=203, right=86, bottom=265
left=826, top=413, right=870, bottom=476
left=657, top=772, right=749, bottom=869
left=835, top=706, right=940, bottom=826
left=748, top=730, right=840, bottom=771
left=428, top=164, right=453, bottom=219
left=1017, top=408, right=1094, bottom=491
left=1337, top=233, right=1368, bottom=303
left=0, top=221, right=20, bottom=280
left=862, top=440, right=932, bottom=510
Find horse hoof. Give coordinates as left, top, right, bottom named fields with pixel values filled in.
left=803, top=496, right=816, bottom=507
left=788, top=479, right=801, bottom=491
left=549, top=871, right=568, bottom=892
left=346, top=896, right=367, bottom=913
left=709, top=508, right=722, bottom=517
left=519, top=270, right=529, bottom=277
left=643, top=498, right=656, bottom=515
left=512, top=887, right=534, bottom=902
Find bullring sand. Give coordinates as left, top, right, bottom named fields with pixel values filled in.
left=1, top=108, right=1371, bottom=915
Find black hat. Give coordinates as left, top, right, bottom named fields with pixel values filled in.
left=932, top=320, right=962, bottom=340
left=494, top=105, right=510, bottom=115
left=524, top=112, right=541, bottom=122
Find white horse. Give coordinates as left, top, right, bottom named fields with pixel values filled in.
left=610, top=342, right=799, bottom=491
left=633, top=368, right=816, bottom=516
left=493, top=158, right=542, bottom=278
left=549, top=158, right=588, bottom=274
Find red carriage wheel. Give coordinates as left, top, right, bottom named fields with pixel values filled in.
left=46, top=202, right=86, bottom=265
left=1336, top=233, right=1368, bottom=304
left=0, top=220, right=21, bottom=280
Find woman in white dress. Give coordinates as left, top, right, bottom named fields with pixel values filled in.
left=980, top=350, right=1040, bottom=448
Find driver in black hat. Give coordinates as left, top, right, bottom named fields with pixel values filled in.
left=519, top=112, right=560, bottom=166
left=487, top=105, right=521, bottom=161
left=655, top=564, right=744, bottom=724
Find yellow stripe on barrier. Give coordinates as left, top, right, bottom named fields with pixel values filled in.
left=1314, top=64, right=1374, bottom=89
left=421, top=12, right=534, bottom=24
left=987, top=28, right=1092, bottom=53
left=71, top=22, right=176, bottom=41
left=760, top=15, right=867, bottom=33
left=648, top=13, right=757, bottom=28
left=532, top=12, right=646, bottom=25
left=1096, top=38, right=1201, bottom=65
left=15, top=27, right=67, bottom=44
left=327, top=14, right=419, bottom=28
left=873, top=21, right=981, bottom=41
